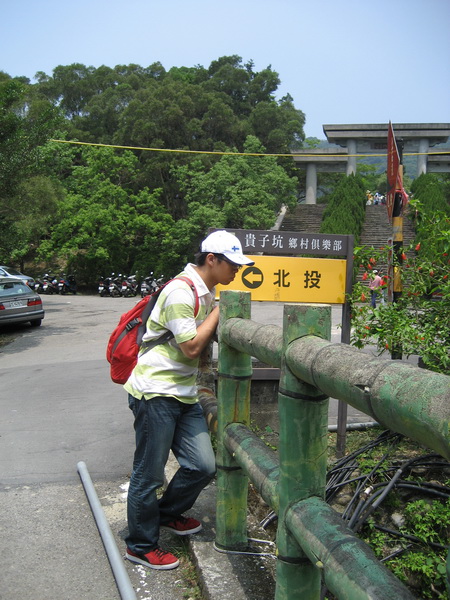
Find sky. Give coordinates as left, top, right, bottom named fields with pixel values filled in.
left=1, top=0, right=449, bottom=140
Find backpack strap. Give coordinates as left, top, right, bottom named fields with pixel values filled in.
left=175, top=275, right=199, bottom=317
left=140, top=275, right=199, bottom=356
left=140, top=329, right=174, bottom=354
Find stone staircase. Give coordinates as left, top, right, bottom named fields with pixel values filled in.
left=360, top=205, right=391, bottom=250
left=280, top=204, right=326, bottom=233
left=360, top=205, right=416, bottom=252
left=281, top=203, right=416, bottom=248
left=279, top=203, right=417, bottom=279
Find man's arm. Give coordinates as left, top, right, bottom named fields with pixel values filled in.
left=178, top=306, right=219, bottom=360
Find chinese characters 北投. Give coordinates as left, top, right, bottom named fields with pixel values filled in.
left=272, top=269, right=322, bottom=289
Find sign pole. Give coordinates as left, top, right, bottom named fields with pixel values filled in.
left=391, top=139, right=404, bottom=360
left=336, top=235, right=354, bottom=458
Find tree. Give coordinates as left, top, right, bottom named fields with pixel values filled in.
left=38, top=147, right=175, bottom=283
left=356, top=160, right=379, bottom=192
left=411, top=173, right=449, bottom=215
left=320, top=175, right=366, bottom=242
left=2, top=58, right=307, bottom=277
left=10, top=176, right=64, bottom=267
left=0, top=75, right=62, bottom=266
left=170, top=135, right=298, bottom=245
left=32, top=58, right=305, bottom=209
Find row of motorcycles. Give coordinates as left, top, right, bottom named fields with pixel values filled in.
left=98, top=273, right=165, bottom=298
left=34, top=274, right=77, bottom=295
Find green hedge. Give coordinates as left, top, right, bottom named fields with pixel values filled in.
left=320, top=174, right=366, bottom=243
left=410, top=173, right=450, bottom=215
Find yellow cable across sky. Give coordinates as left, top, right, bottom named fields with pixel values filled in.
left=50, top=139, right=449, bottom=159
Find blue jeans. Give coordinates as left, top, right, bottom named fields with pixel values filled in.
left=371, top=290, right=377, bottom=308
left=126, top=394, right=216, bottom=554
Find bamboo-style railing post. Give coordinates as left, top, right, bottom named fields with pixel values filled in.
left=215, top=290, right=252, bottom=550
left=275, top=304, right=331, bottom=600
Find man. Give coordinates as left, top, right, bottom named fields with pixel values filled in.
left=369, top=269, right=382, bottom=308
left=124, top=230, right=255, bottom=570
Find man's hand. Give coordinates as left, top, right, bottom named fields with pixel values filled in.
left=179, top=306, right=219, bottom=360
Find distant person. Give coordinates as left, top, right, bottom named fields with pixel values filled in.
left=369, top=269, right=382, bottom=308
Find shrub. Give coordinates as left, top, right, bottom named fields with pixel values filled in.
left=320, top=174, right=367, bottom=243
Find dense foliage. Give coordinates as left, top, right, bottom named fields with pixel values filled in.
left=319, top=174, right=367, bottom=242
left=350, top=175, right=450, bottom=374
left=0, top=75, right=63, bottom=268
left=170, top=135, right=298, bottom=230
left=0, top=57, right=305, bottom=282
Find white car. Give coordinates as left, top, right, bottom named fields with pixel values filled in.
left=0, top=266, right=35, bottom=288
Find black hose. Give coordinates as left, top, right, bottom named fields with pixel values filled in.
left=352, top=468, right=404, bottom=532
left=395, top=482, right=450, bottom=499
left=381, top=544, right=414, bottom=562
left=260, top=434, right=450, bottom=553
left=373, top=524, right=449, bottom=551
left=341, top=446, right=396, bottom=522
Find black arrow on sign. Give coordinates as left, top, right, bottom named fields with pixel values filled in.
left=242, top=267, right=264, bottom=289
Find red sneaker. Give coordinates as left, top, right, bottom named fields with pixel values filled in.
left=161, top=516, right=202, bottom=536
left=126, top=547, right=179, bottom=570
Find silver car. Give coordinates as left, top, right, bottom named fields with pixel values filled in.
left=0, top=266, right=35, bottom=288
left=0, top=277, right=45, bottom=327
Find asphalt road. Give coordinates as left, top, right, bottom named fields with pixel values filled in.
left=0, top=294, right=136, bottom=485
left=0, top=293, right=369, bottom=600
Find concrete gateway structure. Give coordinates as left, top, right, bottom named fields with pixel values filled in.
left=293, top=123, right=450, bottom=203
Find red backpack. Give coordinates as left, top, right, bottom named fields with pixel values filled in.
left=106, top=276, right=199, bottom=384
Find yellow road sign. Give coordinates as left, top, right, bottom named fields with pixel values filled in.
left=216, top=256, right=347, bottom=303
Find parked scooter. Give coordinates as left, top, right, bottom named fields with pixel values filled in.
left=58, top=274, right=77, bottom=294
left=42, top=274, right=58, bottom=295
left=140, top=272, right=157, bottom=297
left=154, top=274, right=166, bottom=288
left=109, top=274, right=123, bottom=297
left=121, top=275, right=138, bottom=297
left=33, top=277, right=45, bottom=294
left=98, top=275, right=112, bottom=297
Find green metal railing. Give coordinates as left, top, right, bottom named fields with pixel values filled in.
left=209, top=290, right=450, bottom=600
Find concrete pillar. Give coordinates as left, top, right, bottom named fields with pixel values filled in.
left=305, top=162, right=317, bottom=204
left=347, top=139, right=357, bottom=175
left=417, top=138, right=429, bottom=176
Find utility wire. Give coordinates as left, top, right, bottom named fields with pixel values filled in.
left=49, top=139, right=449, bottom=159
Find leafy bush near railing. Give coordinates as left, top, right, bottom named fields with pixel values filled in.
left=320, top=174, right=367, bottom=244
left=349, top=197, right=450, bottom=374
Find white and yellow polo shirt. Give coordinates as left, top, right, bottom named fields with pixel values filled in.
left=124, top=263, right=215, bottom=403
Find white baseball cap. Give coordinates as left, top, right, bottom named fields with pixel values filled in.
left=201, top=230, right=255, bottom=266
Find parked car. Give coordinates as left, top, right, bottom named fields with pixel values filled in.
left=0, top=266, right=35, bottom=288
left=0, top=277, right=45, bottom=327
